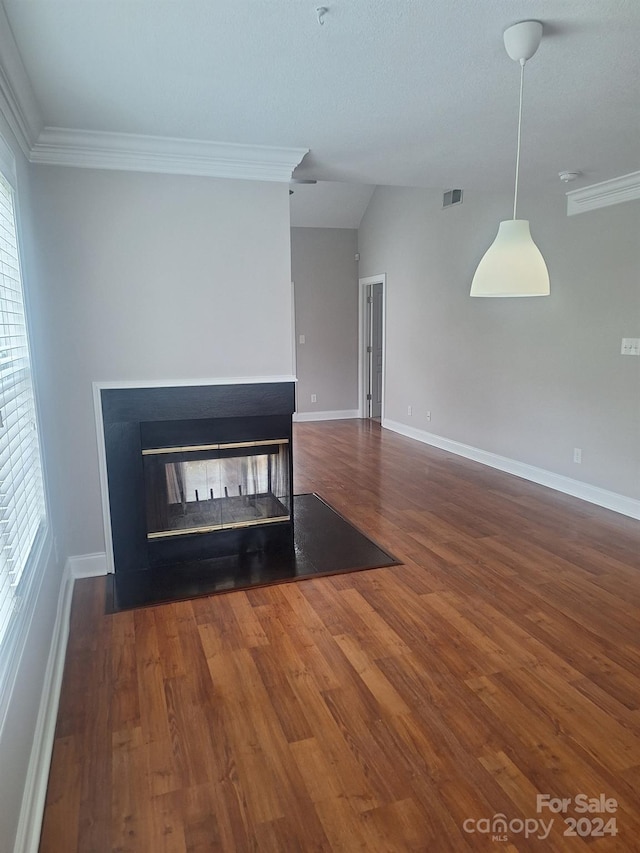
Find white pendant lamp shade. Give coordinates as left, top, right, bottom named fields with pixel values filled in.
left=471, top=21, right=550, bottom=298
left=470, top=219, right=550, bottom=297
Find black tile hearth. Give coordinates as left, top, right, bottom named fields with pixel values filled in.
left=106, top=493, right=399, bottom=612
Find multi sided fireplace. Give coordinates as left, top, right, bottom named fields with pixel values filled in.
left=98, top=381, right=295, bottom=586
left=143, top=438, right=291, bottom=540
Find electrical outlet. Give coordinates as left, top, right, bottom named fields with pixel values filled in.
left=573, top=448, right=582, bottom=464
left=426, top=411, right=431, bottom=422
left=311, top=394, right=317, bottom=403
left=407, top=405, right=412, bottom=416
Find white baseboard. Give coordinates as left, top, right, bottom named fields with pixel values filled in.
left=67, top=552, right=109, bottom=579
left=14, top=551, right=110, bottom=852
left=382, top=418, right=640, bottom=520
left=294, top=409, right=360, bottom=422
left=13, top=561, right=74, bottom=853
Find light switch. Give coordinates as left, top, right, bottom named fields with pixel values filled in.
left=621, top=338, right=640, bottom=356
left=299, top=334, right=305, bottom=345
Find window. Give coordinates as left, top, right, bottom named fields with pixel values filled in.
left=0, top=147, right=46, bottom=650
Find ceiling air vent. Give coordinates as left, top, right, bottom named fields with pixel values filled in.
left=443, top=189, right=463, bottom=208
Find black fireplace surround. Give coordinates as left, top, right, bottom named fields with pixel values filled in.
left=100, top=382, right=295, bottom=581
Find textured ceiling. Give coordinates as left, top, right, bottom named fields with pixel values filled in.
left=3, top=0, right=639, bottom=194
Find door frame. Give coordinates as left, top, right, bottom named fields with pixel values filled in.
left=290, top=280, right=298, bottom=410
left=358, top=274, right=386, bottom=420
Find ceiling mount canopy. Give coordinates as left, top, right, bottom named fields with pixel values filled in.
left=503, top=19, right=543, bottom=63
left=470, top=20, right=550, bottom=298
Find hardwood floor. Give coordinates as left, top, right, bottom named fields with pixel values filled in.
left=40, top=420, right=640, bottom=851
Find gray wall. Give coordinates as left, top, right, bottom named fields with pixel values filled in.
left=358, top=186, right=640, bottom=499
left=291, top=227, right=359, bottom=413
left=29, top=167, right=294, bottom=560
left=0, top=121, right=63, bottom=850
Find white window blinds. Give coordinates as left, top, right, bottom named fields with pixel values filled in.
left=0, top=169, right=46, bottom=647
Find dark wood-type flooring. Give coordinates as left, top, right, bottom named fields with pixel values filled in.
left=40, top=420, right=640, bottom=851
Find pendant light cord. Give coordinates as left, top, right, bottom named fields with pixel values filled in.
left=513, top=59, right=525, bottom=220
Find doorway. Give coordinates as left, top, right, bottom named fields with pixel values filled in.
left=358, top=274, right=386, bottom=420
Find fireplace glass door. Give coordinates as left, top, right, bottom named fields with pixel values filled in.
left=142, top=439, right=291, bottom=539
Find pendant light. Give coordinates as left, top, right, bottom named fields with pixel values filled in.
left=471, top=21, right=550, bottom=298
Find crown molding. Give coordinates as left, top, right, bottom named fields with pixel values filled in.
left=0, top=4, right=44, bottom=158
left=29, top=127, right=308, bottom=182
left=566, top=171, right=640, bottom=216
